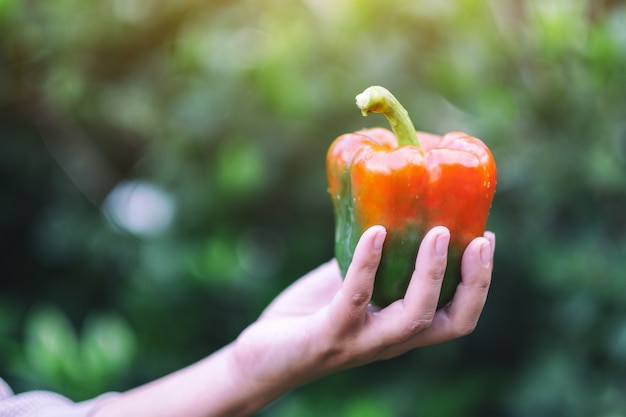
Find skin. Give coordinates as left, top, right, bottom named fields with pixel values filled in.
left=93, top=225, right=495, bottom=417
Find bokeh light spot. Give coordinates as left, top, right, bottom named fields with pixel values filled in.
left=103, top=180, right=175, bottom=237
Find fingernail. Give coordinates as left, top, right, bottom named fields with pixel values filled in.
left=373, top=229, right=386, bottom=251
left=480, top=241, right=491, bottom=267
left=435, top=231, right=450, bottom=258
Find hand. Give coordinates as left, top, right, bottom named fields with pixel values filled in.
left=230, top=225, right=495, bottom=391
left=93, top=225, right=495, bottom=417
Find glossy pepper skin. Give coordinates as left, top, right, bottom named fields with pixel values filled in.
left=327, top=86, right=496, bottom=308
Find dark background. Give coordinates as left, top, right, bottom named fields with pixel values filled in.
left=2, top=0, right=626, bottom=415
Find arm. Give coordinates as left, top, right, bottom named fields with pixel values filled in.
left=94, top=225, right=495, bottom=417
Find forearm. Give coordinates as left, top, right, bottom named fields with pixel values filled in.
left=92, top=344, right=287, bottom=417
left=92, top=228, right=495, bottom=416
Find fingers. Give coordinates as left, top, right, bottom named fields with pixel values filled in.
left=327, top=225, right=386, bottom=333
left=443, top=232, right=494, bottom=330
left=403, top=232, right=495, bottom=348
left=368, top=227, right=449, bottom=345
left=325, top=227, right=495, bottom=361
left=403, top=226, right=450, bottom=312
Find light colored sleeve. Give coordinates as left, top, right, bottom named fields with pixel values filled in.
left=0, top=378, right=117, bottom=417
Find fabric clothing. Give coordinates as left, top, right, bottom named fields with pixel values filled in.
left=0, top=378, right=116, bottom=417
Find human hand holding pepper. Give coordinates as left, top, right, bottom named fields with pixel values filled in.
left=226, top=224, right=495, bottom=415
left=93, top=225, right=494, bottom=417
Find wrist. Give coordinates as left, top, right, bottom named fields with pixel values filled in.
left=228, top=320, right=337, bottom=407
left=226, top=336, right=303, bottom=415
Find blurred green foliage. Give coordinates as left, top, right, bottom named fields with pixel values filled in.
left=1, top=0, right=626, bottom=415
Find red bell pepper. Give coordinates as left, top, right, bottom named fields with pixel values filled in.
left=327, top=86, right=497, bottom=307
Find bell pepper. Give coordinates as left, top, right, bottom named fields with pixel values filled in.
left=327, top=86, right=496, bottom=308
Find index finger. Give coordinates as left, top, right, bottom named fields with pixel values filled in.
left=327, top=226, right=387, bottom=335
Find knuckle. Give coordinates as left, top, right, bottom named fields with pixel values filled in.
left=405, top=315, right=434, bottom=334
left=427, top=261, right=447, bottom=283
left=350, top=291, right=371, bottom=309
left=389, top=314, right=434, bottom=344
left=453, top=320, right=478, bottom=337
left=477, top=277, right=491, bottom=292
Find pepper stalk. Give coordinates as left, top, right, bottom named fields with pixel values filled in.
left=355, top=86, right=420, bottom=148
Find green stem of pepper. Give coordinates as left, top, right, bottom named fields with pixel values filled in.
left=355, top=86, right=420, bottom=148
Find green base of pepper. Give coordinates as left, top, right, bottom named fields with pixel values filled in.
left=337, top=225, right=462, bottom=309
